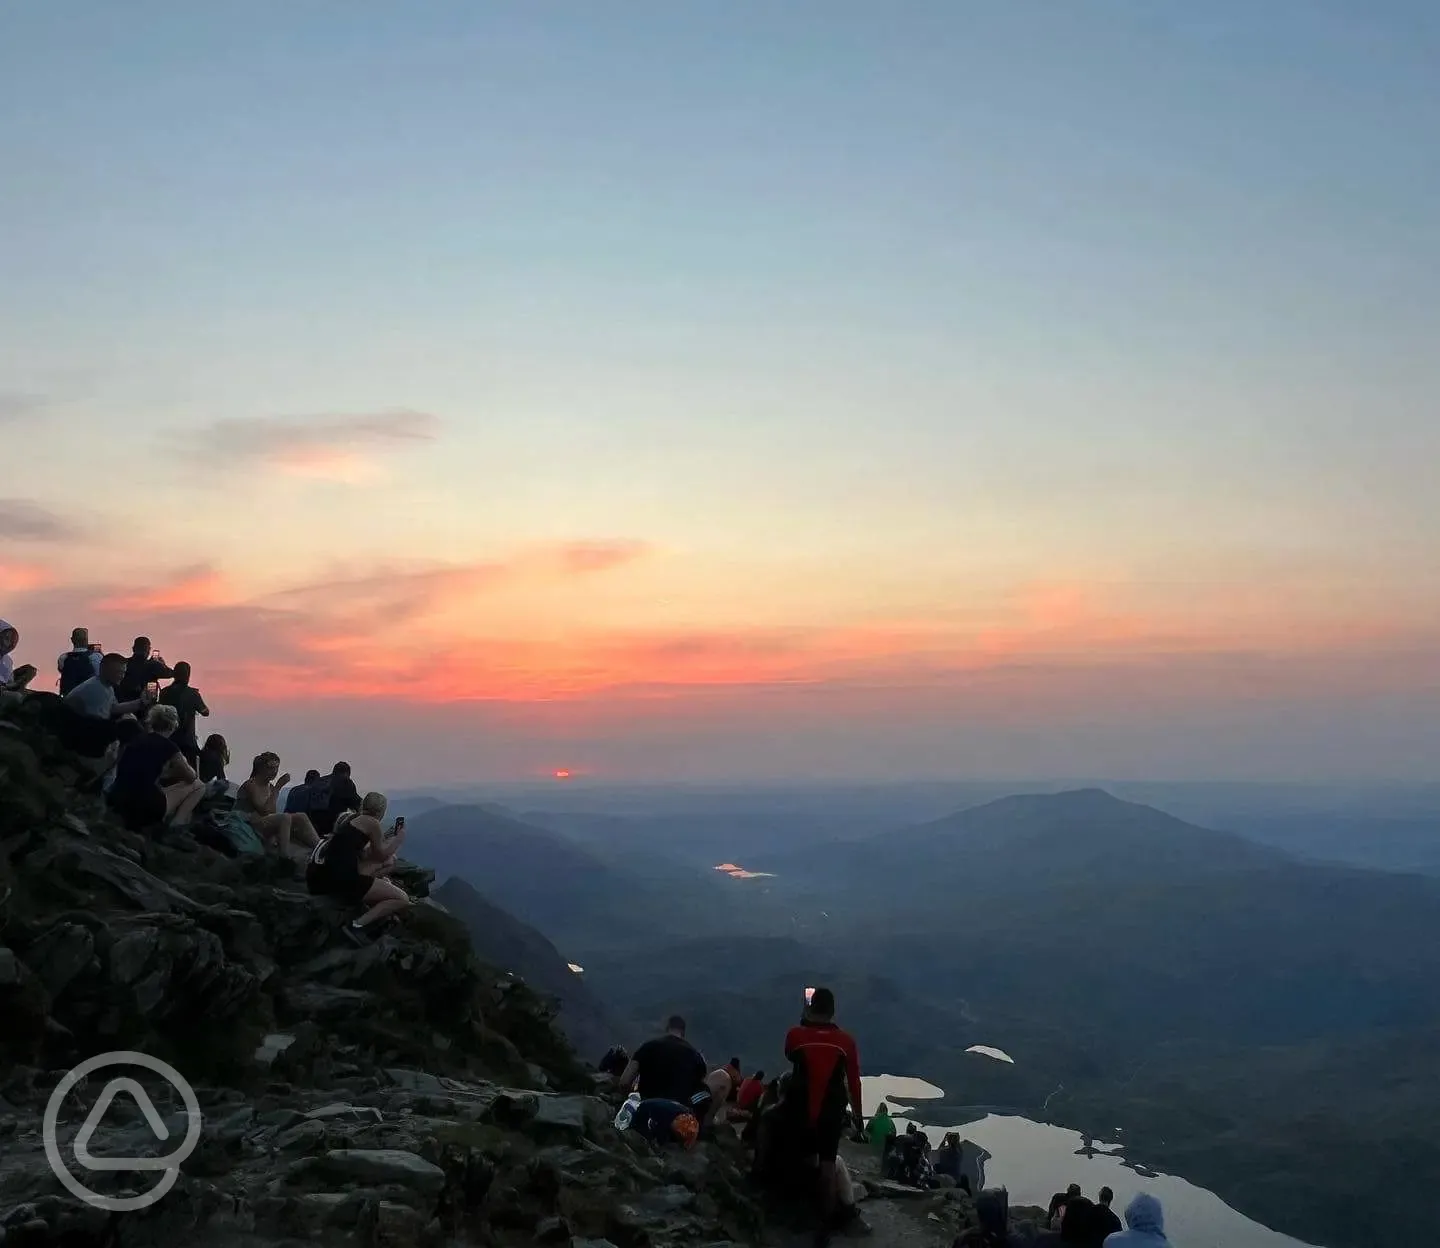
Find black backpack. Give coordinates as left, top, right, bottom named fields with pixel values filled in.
left=307, top=775, right=334, bottom=814
left=59, top=651, right=95, bottom=696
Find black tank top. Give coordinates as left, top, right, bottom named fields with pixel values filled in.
left=310, top=812, right=368, bottom=869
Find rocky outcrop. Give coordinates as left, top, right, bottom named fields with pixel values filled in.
left=0, top=719, right=763, bottom=1247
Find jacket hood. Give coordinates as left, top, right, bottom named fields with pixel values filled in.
left=1125, top=1192, right=1165, bottom=1234
left=0, top=619, right=15, bottom=652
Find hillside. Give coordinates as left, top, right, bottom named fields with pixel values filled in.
left=626, top=788, right=1440, bottom=1247
left=407, top=802, right=747, bottom=956
left=431, top=875, right=624, bottom=1059
left=0, top=715, right=766, bottom=1248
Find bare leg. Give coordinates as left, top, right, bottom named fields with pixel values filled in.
left=163, top=779, right=206, bottom=825
left=355, top=877, right=410, bottom=928
left=289, top=811, right=319, bottom=849
left=259, top=812, right=293, bottom=857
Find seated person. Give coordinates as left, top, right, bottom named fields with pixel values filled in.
left=619, top=1016, right=709, bottom=1106
left=237, top=752, right=320, bottom=859
left=105, top=704, right=207, bottom=830
left=197, top=734, right=230, bottom=783
left=0, top=619, right=35, bottom=695
left=284, top=769, right=322, bottom=814
left=64, top=652, right=150, bottom=721
left=315, top=760, right=361, bottom=836
left=736, top=1069, right=767, bottom=1116
left=56, top=627, right=101, bottom=695
left=626, top=1099, right=701, bottom=1150
left=598, top=1046, right=630, bottom=1078
left=934, top=1131, right=965, bottom=1184
left=306, top=791, right=412, bottom=944
left=701, top=1058, right=744, bottom=1130
left=867, top=1102, right=897, bottom=1158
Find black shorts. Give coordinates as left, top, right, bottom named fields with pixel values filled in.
left=109, top=785, right=166, bottom=831
left=306, top=861, right=371, bottom=907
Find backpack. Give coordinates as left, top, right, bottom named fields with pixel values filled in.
left=59, top=651, right=94, bottom=696
left=307, top=775, right=334, bottom=814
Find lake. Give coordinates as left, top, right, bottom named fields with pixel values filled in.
left=862, top=1074, right=1321, bottom=1248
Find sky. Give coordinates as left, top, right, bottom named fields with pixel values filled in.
left=2, top=1, right=1438, bottom=785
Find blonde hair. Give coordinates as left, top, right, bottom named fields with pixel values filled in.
left=145, top=703, right=180, bottom=736
left=360, top=791, right=388, bottom=819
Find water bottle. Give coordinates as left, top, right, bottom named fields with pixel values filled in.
left=614, top=1092, right=641, bottom=1130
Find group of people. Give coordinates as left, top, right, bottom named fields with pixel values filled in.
left=605, top=987, right=872, bottom=1246
left=1, top=620, right=415, bottom=949
left=1044, top=1185, right=1169, bottom=1248
left=603, top=991, right=1175, bottom=1248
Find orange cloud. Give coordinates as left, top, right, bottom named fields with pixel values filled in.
left=98, top=565, right=237, bottom=613
left=0, top=562, right=56, bottom=593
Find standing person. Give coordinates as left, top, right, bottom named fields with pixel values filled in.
left=285, top=769, right=322, bottom=814
left=57, top=627, right=101, bottom=694
left=106, top=704, right=207, bottom=830
left=237, top=752, right=319, bottom=859
left=618, top=1016, right=709, bottom=1106
left=198, top=734, right=230, bottom=783
left=1104, top=1194, right=1169, bottom=1247
left=306, top=791, right=411, bottom=944
left=158, top=661, right=209, bottom=765
left=783, top=986, right=866, bottom=1238
left=116, top=636, right=174, bottom=703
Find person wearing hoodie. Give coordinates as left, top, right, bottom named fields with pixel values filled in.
left=0, top=619, right=36, bottom=694
left=1104, top=1193, right=1170, bottom=1247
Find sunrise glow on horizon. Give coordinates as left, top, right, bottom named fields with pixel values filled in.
left=3, top=4, right=1437, bottom=785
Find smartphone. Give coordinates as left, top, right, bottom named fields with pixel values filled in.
left=804, top=986, right=816, bottom=1007
left=144, top=681, right=160, bottom=700
left=90, top=643, right=103, bottom=654
left=393, top=816, right=405, bottom=834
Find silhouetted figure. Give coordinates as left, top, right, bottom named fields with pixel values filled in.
left=57, top=627, right=101, bottom=694
left=284, top=768, right=324, bottom=814
left=159, top=661, right=209, bottom=765
left=1104, top=1193, right=1169, bottom=1247
left=198, top=733, right=230, bottom=783
left=117, top=636, right=174, bottom=703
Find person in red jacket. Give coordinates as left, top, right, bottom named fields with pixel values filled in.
left=783, top=986, right=866, bottom=1236
left=736, top=1069, right=767, bottom=1115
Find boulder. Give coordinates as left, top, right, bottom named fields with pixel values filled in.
left=316, top=1149, right=447, bottom=1195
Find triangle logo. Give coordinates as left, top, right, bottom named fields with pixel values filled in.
left=73, top=1078, right=175, bottom=1172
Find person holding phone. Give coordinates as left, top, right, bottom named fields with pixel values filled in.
left=783, top=986, right=867, bottom=1236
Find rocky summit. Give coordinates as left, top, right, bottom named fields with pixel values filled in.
left=0, top=719, right=762, bottom=1248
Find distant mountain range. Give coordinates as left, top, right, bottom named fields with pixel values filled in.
left=399, top=784, right=1440, bottom=1248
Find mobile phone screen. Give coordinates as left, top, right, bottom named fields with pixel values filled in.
left=804, top=986, right=816, bottom=1007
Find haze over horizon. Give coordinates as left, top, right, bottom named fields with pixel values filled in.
left=3, top=2, right=1437, bottom=785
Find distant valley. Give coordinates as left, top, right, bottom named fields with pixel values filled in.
left=397, top=782, right=1440, bottom=1248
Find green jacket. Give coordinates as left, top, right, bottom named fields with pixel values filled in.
left=866, top=1112, right=896, bottom=1156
